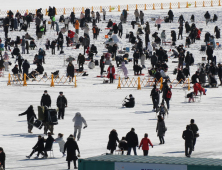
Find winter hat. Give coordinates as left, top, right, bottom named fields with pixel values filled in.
left=44, top=90, right=47, bottom=93
left=59, top=92, right=63, bottom=94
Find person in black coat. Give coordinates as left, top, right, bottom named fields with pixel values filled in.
left=56, top=92, right=68, bottom=119
left=118, top=137, right=128, bottom=155
left=218, top=63, right=222, bottom=85
left=51, top=40, right=56, bottom=55
left=19, top=105, right=37, bottom=133
left=70, top=12, right=75, bottom=24
left=206, top=45, right=213, bottom=63
left=100, top=55, right=105, bottom=77
left=151, top=53, right=157, bottom=68
left=0, top=147, right=5, bottom=170
left=183, top=65, right=190, bottom=78
left=150, top=85, right=160, bottom=111
left=191, top=71, right=199, bottom=84
left=41, top=90, right=51, bottom=107
left=213, top=14, right=218, bottom=22
left=133, top=50, right=140, bottom=66
left=171, top=30, right=176, bottom=45
left=22, top=60, right=30, bottom=79
left=12, top=65, right=19, bottom=75
left=177, top=70, right=185, bottom=83
left=214, top=26, right=220, bottom=39
left=4, top=25, right=9, bottom=39
left=67, top=62, right=75, bottom=82
left=11, top=45, right=20, bottom=58
left=204, top=32, right=210, bottom=45
left=190, top=14, right=195, bottom=22
left=123, top=94, right=135, bottom=108
left=77, top=54, right=85, bottom=70
left=182, top=125, right=194, bottom=157
left=204, top=11, right=210, bottom=25
left=35, top=63, right=44, bottom=74
left=107, top=129, right=119, bottom=154
left=26, top=135, right=45, bottom=158
left=44, top=132, right=54, bottom=158
left=107, top=19, right=113, bottom=28
left=16, top=53, right=23, bottom=73
left=185, top=22, right=191, bottom=33
left=168, top=10, right=174, bottom=23
left=113, top=23, right=118, bottom=34
left=178, top=25, right=183, bottom=40
left=63, top=135, right=80, bottom=169
left=126, top=128, right=138, bottom=155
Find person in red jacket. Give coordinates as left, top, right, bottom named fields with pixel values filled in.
left=107, top=63, right=115, bottom=83
left=193, top=82, right=206, bottom=95
left=68, top=30, right=75, bottom=44
left=139, top=133, right=153, bottom=156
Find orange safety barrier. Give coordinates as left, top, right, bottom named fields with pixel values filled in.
left=1, top=1, right=222, bottom=16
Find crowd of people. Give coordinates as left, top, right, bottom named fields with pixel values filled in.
left=0, top=4, right=220, bottom=170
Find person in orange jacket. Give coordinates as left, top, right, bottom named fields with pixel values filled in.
left=74, top=20, right=79, bottom=34
left=193, top=82, right=206, bottom=95
left=107, top=63, right=115, bottom=83
left=139, top=133, right=153, bottom=156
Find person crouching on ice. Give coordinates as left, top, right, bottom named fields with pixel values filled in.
left=122, top=94, right=135, bottom=108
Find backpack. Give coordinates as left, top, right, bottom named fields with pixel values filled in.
left=166, top=90, right=172, bottom=99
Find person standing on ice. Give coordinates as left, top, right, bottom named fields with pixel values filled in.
left=107, top=129, right=119, bottom=154
left=19, top=105, right=37, bottom=133
left=150, top=85, right=159, bottom=112
left=72, top=112, right=87, bottom=141
left=156, top=115, right=166, bottom=144
left=102, top=9, right=106, bottom=20
left=126, top=128, right=138, bottom=155
left=119, top=61, right=128, bottom=79
left=139, top=133, right=153, bottom=156
left=63, top=135, right=80, bottom=169
left=40, top=90, right=51, bottom=107
left=190, top=119, right=199, bottom=151
left=56, top=92, right=67, bottom=119
left=107, top=63, right=115, bottom=83
left=155, top=17, right=163, bottom=31
left=182, top=125, right=194, bottom=157
left=168, top=10, right=174, bottom=23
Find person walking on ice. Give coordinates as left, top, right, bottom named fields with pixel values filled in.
left=72, top=112, right=87, bottom=141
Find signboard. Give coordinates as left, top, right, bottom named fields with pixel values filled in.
left=115, top=162, right=187, bottom=170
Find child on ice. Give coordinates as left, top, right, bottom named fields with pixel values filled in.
left=55, top=133, right=66, bottom=156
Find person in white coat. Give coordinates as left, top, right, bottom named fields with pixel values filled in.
left=72, top=112, right=87, bottom=141
left=54, top=133, right=65, bottom=156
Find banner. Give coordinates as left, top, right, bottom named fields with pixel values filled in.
left=115, top=162, right=187, bottom=170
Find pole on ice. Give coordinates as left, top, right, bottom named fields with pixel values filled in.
left=137, top=77, right=141, bottom=90
left=23, top=73, right=27, bottom=86
left=7, top=73, right=11, bottom=86
left=51, top=74, right=54, bottom=87
left=117, top=77, right=121, bottom=89
left=74, top=75, right=77, bottom=88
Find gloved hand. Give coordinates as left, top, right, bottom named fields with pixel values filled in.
left=18, top=114, right=21, bottom=116
left=83, top=126, right=87, bottom=129
left=138, top=147, right=140, bottom=150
